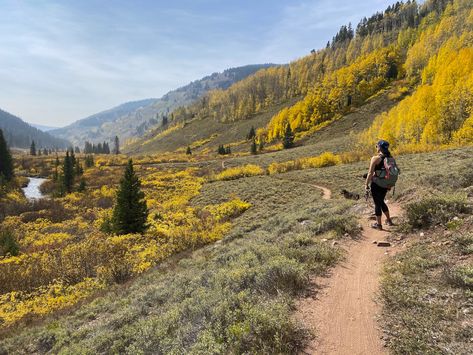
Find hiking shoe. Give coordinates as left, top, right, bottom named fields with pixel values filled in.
left=386, top=219, right=395, bottom=226
left=371, top=223, right=383, bottom=230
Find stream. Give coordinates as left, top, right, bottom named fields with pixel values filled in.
left=22, top=177, right=48, bottom=200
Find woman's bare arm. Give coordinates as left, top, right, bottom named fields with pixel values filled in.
left=365, top=156, right=381, bottom=188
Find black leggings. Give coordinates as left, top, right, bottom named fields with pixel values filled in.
left=371, top=182, right=389, bottom=217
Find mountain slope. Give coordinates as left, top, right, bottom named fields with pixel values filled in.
left=128, top=0, right=443, bottom=155
left=0, top=109, right=69, bottom=149
left=129, top=0, right=472, bottom=157
left=50, top=64, right=276, bottom=147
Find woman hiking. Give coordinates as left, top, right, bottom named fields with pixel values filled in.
left=365, top=140, right=395, bottom=230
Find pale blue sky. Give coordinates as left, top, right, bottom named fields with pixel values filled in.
left=0, top=0, right=395, bottom=126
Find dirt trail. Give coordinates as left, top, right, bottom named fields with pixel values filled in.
left=297, top=188, right=401, bottom=355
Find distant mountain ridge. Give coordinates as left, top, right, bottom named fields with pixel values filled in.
left=50, top=64, right=276, bottom=147
left=0, top=109, right=69, bottom=149
left=29, top=123, right=59, bottom=132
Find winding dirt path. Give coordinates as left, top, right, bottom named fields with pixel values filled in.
left=296, top=187, right=401, bottom=355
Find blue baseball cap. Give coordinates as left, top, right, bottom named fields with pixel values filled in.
left=377, top=140, right=389, bottom=150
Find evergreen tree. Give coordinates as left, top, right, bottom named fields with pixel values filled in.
left=111, top=159, right=148, bottom=235
left=225, top=146, right=231, bottom=155
left=78, top=179, right=86, bottom=192
left=75, top=159, right=83, bottom=176
left=250, top=139, right=257, bottom=155
left=247, top=126, right=256, bottom=140
left=53, top=155, right=60, bottom=182
left=62, top=151, right=74, bottom=194
left=0, top=129, right=14, bottom=182
left=186, top=146, right=192, bottom=155
left=85, top=154, right=94, bottom=168
left=69, top=148, right=76, bottom=168
left=258, top=139, right=265, bottom=152
left=282, top=123, right=295, bottom=149
left=162, top=115, right=168, bottom=127
left=114, top=136, right=120, bottom=155
left=30, top=140, right=36, bottom=156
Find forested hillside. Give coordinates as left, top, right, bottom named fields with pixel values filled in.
left=50, top=65, right=275, bottom=147
left=129, top=0, right=467, bottom=155
left=0, top=109, right=69, bottom=149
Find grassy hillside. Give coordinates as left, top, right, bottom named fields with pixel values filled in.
left=127, top=0, right=454, bottom=156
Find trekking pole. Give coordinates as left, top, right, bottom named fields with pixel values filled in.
left=365, top=186, right=371, bottom=202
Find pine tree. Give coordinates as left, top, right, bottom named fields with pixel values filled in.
left=69, top=148, right=76, bottom=168
left=78, top=179, right=86, bottom=192
left=250, top=139, right=257, bottom=155
left=186, top=146, right=192, bottom=155
left=85, top=154, right=94, bottom=168
left=111, top=159, right=148, bottom=235
left=258, top=139, right=265, bottom=152
left=0, top=129, right=14, bottom=182
left=162, top=115, right=168, bottom=127
left=114, top=136, right=120, bottom=155
left=75, top=159, right=83, bottom=176
left=283, top=123, right=295, bottom=149
left=247, top=126, right=256, bottom=140
left=30, top=140, right=36, bottom=156
left=53, top=156, right=60, bottom=181
left=62, top=151, right=74, bottom=194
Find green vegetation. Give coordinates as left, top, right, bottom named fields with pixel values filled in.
left=62, top=151, right=74, bottom=194
left=405, top=195, right=471, bottom=229
left=111, top=160, right=148, bottom=235
left=0, top=129, right=14, bottom=183
left=282, top=123, right=295, bottom=149
left=381, top=223, right=473, bottom=354
left=0, top=229, right=19, bottom=257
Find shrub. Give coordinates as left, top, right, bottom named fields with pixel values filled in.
left=405, top=195, right=471, bottom=229
left=444, top=265, right=473, bottom=290
left=455, top=233, right=473, bottom=255
left=0, top=229, right=19, bottom=256
left=255, top=256, right=308, bottom=295
left=268, top=152, right=341, bottom=175
left=214, top=164, right=265, bottom=181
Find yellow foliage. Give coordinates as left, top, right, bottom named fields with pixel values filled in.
left=0, top=164, right=252, bottom=327
left=265, top=47, right=402, bottom=141
left=361, top=42, right=473, bottom=150
left=0, top=278, right=105, bottom=325
left=268, top=152, right=341, bottom=175
left=204, top=199, right=251, bottom=222
left=214, top=164, right=265, bottom=181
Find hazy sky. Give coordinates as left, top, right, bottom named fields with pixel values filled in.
left=0, top=0, right=394, bottom=127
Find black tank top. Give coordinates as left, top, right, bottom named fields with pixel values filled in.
left=375, top=154, right=385, bottom=171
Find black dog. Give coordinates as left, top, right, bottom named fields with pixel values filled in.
left=341, top=189, right=360, bottom=200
